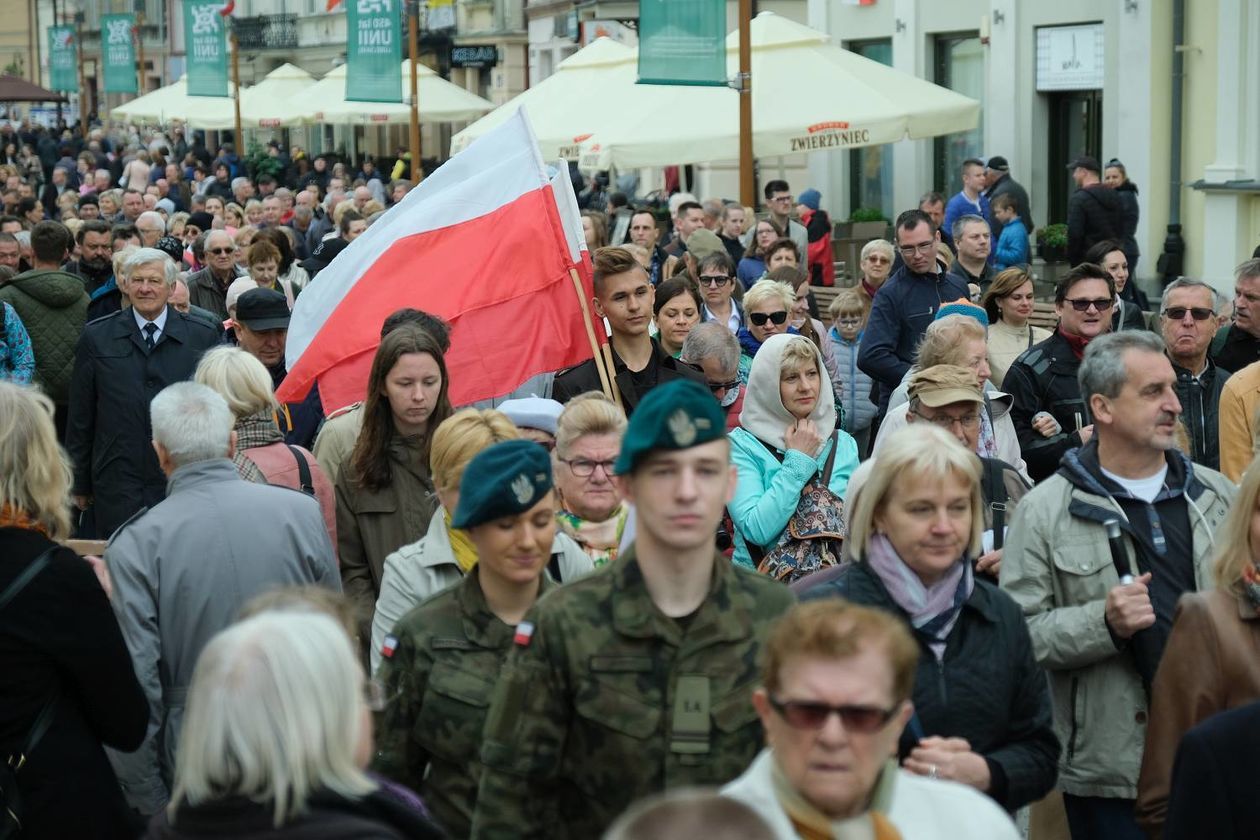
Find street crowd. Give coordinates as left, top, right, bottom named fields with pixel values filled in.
left=3, top=118, right=1260, bottom=840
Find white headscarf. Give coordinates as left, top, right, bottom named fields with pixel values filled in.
left=738, top=333, right=836, bottom=452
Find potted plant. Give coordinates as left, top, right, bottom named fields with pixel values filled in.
left=1036, top=224, right=1068, bottom=263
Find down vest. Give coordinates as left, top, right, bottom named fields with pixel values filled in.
left=0, top=268, right=88, bottom=403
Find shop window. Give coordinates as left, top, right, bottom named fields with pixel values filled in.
left=933, top=33, right=985, bottom=196
left=847, top=39, right=894, bottom=220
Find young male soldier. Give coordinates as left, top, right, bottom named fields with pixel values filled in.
left=471, top=379, right=795, bottom=838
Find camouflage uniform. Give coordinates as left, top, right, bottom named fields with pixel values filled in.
left=470, top=547, right=794, bottom=839
left=374, top=565, right=555, bottom=838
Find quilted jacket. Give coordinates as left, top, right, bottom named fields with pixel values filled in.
left=0, top=268, right=89, bottom=403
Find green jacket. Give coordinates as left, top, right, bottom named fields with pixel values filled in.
left=0, top=268, right=88, bottom=403
left=375, top=566, right=555, bottom=838
left=470, top=548, right=794, bottom=839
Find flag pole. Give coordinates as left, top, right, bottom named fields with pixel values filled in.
left=230, top=26, right=243, bottom=154
left=568, top=267, right=618, bottom=405
left=407, top=0, right=422, bottom=182
left=737, top=0, right=754, bottom=207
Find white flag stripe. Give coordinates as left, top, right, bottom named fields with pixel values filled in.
left=285, top=108, right=549, bottom=369
left=547, top=161, right=588, bottom=265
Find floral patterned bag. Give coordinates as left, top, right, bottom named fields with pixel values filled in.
left=756, top=432, right=846, bottom=583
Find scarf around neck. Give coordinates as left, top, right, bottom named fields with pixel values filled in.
left=1057, top=327, right=1091, bottom=360
left=0, top=503, right=49, bottom=537
left=557, top=504, right=627, bottom=569
left=866, top=533, right=973, bottom=662
left=443, top=509, right=478, bottom=574
left=772, top=755, right=903, bottom=840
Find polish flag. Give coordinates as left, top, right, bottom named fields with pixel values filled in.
left=277, top=109, right=601, bottom=410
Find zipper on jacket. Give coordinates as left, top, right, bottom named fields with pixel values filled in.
left=1067, top=676, right=1080, bottom=762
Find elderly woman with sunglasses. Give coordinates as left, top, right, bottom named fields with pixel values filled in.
left=798, top=425, right=1059, bottom=813
left=737, top=279, right=799, bottom=384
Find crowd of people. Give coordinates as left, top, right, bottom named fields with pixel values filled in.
left=4, top=117, right=1260, bottom=840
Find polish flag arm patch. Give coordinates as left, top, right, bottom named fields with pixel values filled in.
left=381, top=634, right=398, bottom=659
left=514, top=621, right=535, bottom=647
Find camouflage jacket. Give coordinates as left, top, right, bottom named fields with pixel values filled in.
left=470, top=548, right=794, bottom=839
left=374, top=565, right=555, bottom=838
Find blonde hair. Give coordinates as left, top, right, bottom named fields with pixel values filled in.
left=429, top=408, right=520, bottom=494
left=779, top=335, right=818, bottom=375
left=828, top=288, right=869, bottom=322
left=742, top=279, right=794, bottom=323
left=915, top=314, right=987, bottom=369
left=194, top=346, right=279, bottom=418
left=554, top=392, right=628, bottom=460
left=0, top=383, right=73, bottom=540
left=847, top=424, right=984, bottom=561
left=1214, top=455, right=1260, bottom=591
left=167, top=612, right=375, bottom=827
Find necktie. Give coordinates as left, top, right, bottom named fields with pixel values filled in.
left=143, top=322, right=158, bottom=350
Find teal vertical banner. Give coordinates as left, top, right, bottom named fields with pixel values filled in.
left=101, top=13, right=137, bottom=94
left=184, top=2, right=229, bottom=97
left=346, top=0, right=403, bottom=103
left=638, top=0, right=727, bottom=86
left=48, top=26, right=78, bottom=92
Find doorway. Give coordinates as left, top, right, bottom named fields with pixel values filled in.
left=1047, top=90, right=1102, bottom=225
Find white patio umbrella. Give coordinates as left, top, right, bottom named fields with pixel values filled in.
left=238, top=63, right=316, bottom=128
left=275, top=61, right=493, bottom=126
left=578, top=12, right=981, bottom=170
left=449, top=37, right=636, bottom=160
left=111, top=75, right=239, bottom=128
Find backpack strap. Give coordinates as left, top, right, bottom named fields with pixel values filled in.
left=980, top=457, right=1008, bottom=551
left=285, top=445, right=315, bottom=496
left=547, top=553, right=563, bottom=583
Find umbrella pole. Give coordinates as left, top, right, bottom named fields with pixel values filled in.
left=737, top=0, right=754, bottom=208
left=230, top=28, right=243, bottom=155
left=408, top=1, right=422, bottom=183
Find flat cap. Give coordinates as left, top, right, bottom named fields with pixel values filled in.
left=613, top=379, right=725, bottom=475
left=452, top=440, right=554, bottom=529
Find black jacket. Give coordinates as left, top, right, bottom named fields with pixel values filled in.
left=1114, top=181, right=1141, bottom=260
left=1164, top=700, right=1260, bottom=840
left=1172, top=358, right=1229, bottom=470
left=985, top=173, right=1034, bottom=242
left=1067, top=184, right=1126, bottom=266
left=551, top=338, right=705, bottom=416
left=66, top=306, right=221, bottom=536
left=0, top=527, right=148, bottom=840
left=1003, top=330, right=1090, bottom=482
left=1211, top=324, right=1260, bottom=374
left=798, top=561, right=1059, bottom=811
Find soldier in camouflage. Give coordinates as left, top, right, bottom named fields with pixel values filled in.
left=471, top=379, right=795, bottom=838
left=374, top=440, right=560, bottom=838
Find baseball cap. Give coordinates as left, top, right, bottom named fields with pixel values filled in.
left=302, top=237, right=348, bottom=275
left=985, top=155, right=1009, bottom=171
left=907, top=365, right=984, bottom=409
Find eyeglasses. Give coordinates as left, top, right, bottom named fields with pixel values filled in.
left=768, top=696, right=899, bottom=733
left=559, top=458, right=616, bottom=478
left=707, top=378, right=741, bottom=394
left=699, top=274, right=731, bottom=287
left=364, top=678, right=387, bottom=712
left=207, top=247, right=235, bottom=255
left=1162, top=306, right=1214, bottom=321
left=915, top=411, right=981, bottom=430
left=1063, top=297, right=1114, bottom=312
left=770, top=194, right=793, bottom=203
left=898, top=241, right=936, bottom=257
left=836, top=316, right=863, bottom=325
left=750, top=310, right=789, bottom=327
left=864, top=256, right=891, bottom=265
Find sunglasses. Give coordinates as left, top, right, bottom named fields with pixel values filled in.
left=207, top=247, right=235, bottom=255
left=1162, top=306, right=1214, bottom=321
left=768, top=696, right=899, bottom=733
left=707, top=378, right=740, bottom=394
left=750, top=310, right=789, bottom=327
left=1063, top=297, right=1114, bottom=312
left=699, top=274, right=731, bottom=287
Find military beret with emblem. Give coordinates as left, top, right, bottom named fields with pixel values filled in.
left=613, top=379, right=726, bottom=475
left=451, top=440, right=554, bottom=529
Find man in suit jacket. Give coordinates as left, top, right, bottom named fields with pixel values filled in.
left=66, top=248, right=220, bottom=537
left=1163, top=700, right=1260, bottom=840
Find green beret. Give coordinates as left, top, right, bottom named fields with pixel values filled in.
left=613, top=379, right=726, bottom=475
left=452, top=440, right=554, bottom=529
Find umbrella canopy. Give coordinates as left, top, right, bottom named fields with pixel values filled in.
left=276, top=61, right=494, bottom=126
left=110, top=75, right=239, bottom=128
left=238, top=63, right=316, bottom=129
left=578, top=12, right=981, bottom=170
left=450, top=37, right=636, bottom=160
left=0, top=75, right=66, bottom=102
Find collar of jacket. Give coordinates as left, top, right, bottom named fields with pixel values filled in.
left=108, top=304, right=188, bottom=348
left=820, top=560, right=1002, bottom=626
left=166, top=458, right=242, bottom=495
left=1170, top=358, right=1220, bottom=383
left=456, top=563, right=555, bottom=648
left=609, top=546, right=751, bottom=645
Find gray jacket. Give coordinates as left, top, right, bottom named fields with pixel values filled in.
left=104, top=459, right=339, bottom=815
left=1000, top=449, right=1233, bottom=798
left=370, top=508, right=595, bottom=673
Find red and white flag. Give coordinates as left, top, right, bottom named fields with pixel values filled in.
left=277, top=109, right=601, bottom=410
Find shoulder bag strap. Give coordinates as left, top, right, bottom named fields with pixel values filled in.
left=820, top=431, right=840, bottom=485
left=2, top=546, right=59, bottom=769
left=286, top=445, right=315, bottom=496
left=0, top=546, right=55, bottom=613
left=547, top=553, right=562, bottom=583
left=981, top=458, right=1008, bottom=551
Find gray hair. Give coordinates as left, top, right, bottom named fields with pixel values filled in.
left=136, top=210, right=166, bottom=233
left=231, top=176, right=251, bottom=191
left=680, top=322, right=740, bottom=374
left=861, top=239, right=894, bottom=261
left=123, top=247, right=178, bottom=287
left=150, top=382, right=234, bottom=468
left=1160, top=277, right=1218, bottom=314
left=951, top=214, right=988, bottom=244
left=167, top=611, right=375, bottom=827
left=1236, top=258, right=1260, bottom=283
left=1079, top=331, right=1168, bottom=402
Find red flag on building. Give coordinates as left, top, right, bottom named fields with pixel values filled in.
left=277, top=109, right=603, bottom=410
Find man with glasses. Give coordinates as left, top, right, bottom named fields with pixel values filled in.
left=472, top=380, right=794, bottom=838
left=1157, top=278, right=1229, bottom=472
left=858, top=209, right=969, bottom=415
left=681, top=322, right=745, bottom=430
left=1004, top=264, right=1114, bottom=481
left=1003, top=331, right=1235, bottom=840
left=722, top=601, right=1019, bottom=838
left=552, top=246, right=705, bottom=414
left=696, top=251, right=743, bottom=333
left=185, top=228, right=245, bottom=320
left=763, top=179, right=808, bottom=258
